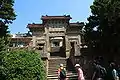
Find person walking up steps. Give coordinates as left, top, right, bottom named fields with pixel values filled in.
left=58, top=64, right=66, bottom=80
left=75, top=64, right=85, bottom=80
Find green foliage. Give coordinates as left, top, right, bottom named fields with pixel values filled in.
left=84, top=0, right=120, bottom=54
left=0, top=0, right=16, bottom=44
left=0, top=37, right=8, bottom=66
left=0, top=0, right=16, bottom=24
left=0, top=0, right=17, bottom=79
left=2, top=49, right=46, bottom=80
left=0, top=21, right=10, bottom=45
left=0, top=0, right=16, bottom=74
left=0, top=0, right=16, bottom=38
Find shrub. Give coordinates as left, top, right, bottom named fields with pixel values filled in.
left=3, top=49, right=46, bottom=80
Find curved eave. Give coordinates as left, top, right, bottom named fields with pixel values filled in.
left=41, top=16, right=72, bottom=20
left=27, top=24, right=44, bottom=29
left=69, top=22, right=84, bottom=27
left=11, top=37, right=32, bottom=42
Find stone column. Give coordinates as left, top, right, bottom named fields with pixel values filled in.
left=78, top=35, right=81, bottom=45
left=74, top=35, right=81, bottom=56
left=65, top=35, right=70, bottom=58
left=32, top=36, right=36, bottom=47
left=46, top=36, right=50, bottom=52
left=44, top=27, right=47, bottom=54
left=45, top=27, right=50, bottom=58
left=74, top=42, right=81, bottom=56
left=13, top=43, right=15, bottom=47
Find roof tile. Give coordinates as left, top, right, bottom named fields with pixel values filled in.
left=27, top=24, right=43, bottom=28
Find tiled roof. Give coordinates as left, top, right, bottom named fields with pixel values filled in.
left=27, top=24, right=43, bottom=28
left=70, top=22, right=84, bottom=27
left=41, top=15, right=72, bottom=20
left=11, top=37, right=32, bottom=42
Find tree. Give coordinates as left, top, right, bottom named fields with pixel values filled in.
left=84, top=0, right=120, bottom=55
left=0, top=0, right=16, bottom=78
left=0, top=0, right=16, bottom=42
left=0, top=0, right=16, bottom=24
left=0, top=0, right=16, bottom=47
left=2, top=49, right=46, bottom=80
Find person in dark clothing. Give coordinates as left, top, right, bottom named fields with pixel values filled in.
left=58, top=64, right=66, bottom=80
left=117, top=64, right=120, bottom=79
left=106, top=66, right=114, bottom=80
left=106, top=62, right=119, bottom=80
left=92, top=56, right=107, bottom=80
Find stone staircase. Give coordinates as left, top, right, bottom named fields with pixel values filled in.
left=47, top=57, right=77, bottom=80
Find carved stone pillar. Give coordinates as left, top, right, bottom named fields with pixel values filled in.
left=32, top=36, right=36, bottom=47
left=78, top=35, right=81, bottom=45
left=45, top=27, right=50, bottom=58
left=74, top=42, right=81, bottom=56
left=65, top=35, right=70, bottom=58
left=46, top=36, right=50, bottom=53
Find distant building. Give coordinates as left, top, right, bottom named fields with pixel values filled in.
left=10, top=33, right=32, bottom=48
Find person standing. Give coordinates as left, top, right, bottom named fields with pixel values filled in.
left=75, top=64, right=85, bottom=80
left=58, top=64, right=66, bottom=80
left=92, top=57, right=107, bottom=80
left=117, top=64, right=120, bottom=79
left=107, top=62, right=119, bottom=80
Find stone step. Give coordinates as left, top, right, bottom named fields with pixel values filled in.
left=47, top=76, right=78, bottom=79
left=48, top=70, right=77, bottom=74
left=48, top=60, right=66, bottom=62
left=48, top=68, right=66, bottom=72
left=47, top=74, right=78, bottom=77
left=47, top=72, right=77, bottom=78
left=49, top=62, right=66, bottom=64
left=49, top=62, right=66, bottom=67
left=47, top=75, right=78, bottom=80
left=48, top=71, right=77, bottom=76
left=48, top=67, right=66, bottom=70
left=49, top=58, right=66, bottom=60
left=49, top=63, right=66, bottom=67
left=48, top=71, right=56, bottom=74
left=49, top=57, right=66, bottom=59
left=49, top=59, right=66, bottom=61
left=48, top=58, right=77, bottom=80
left=48, top=72, right=77, bottom=76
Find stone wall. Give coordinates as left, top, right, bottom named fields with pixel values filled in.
left=41, top=58, right=48, bottom=76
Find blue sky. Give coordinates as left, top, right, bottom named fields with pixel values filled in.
left=9, top=0, right=94, bottom=34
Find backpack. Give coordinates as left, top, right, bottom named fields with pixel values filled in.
left=60, top=68, right=66, bottom=78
